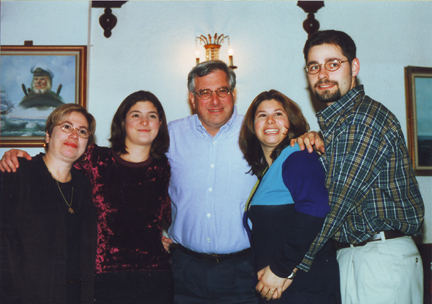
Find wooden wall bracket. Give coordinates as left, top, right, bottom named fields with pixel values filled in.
left=92, top=1, right=127, bottom=38
left=297, top=1, right=324, bottom=38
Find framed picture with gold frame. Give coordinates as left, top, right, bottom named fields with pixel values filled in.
left=404, top=66, right=432, bottom=176
left=0, top=45, right=87, bottom=147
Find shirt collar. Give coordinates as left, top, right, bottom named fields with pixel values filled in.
left=194, top=106, right=238, bottom=137
left=317, top=85, right=364, bottom=130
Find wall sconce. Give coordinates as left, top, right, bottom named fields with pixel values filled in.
left=196, top=34, right=237, bottom=69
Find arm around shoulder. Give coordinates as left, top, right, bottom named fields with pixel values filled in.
left=0, top=149, right=32, bottom=173
left=290, top=131, right=325, bottom=154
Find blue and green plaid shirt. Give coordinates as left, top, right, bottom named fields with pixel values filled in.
left=299, top=85, right=424, bottom=272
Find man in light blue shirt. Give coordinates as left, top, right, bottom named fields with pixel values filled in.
left=166, top=60, right=258, bottom=303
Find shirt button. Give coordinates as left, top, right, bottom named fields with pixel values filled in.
left=207, top=213, right=211, bottom=218
left=209, top=188, right=212, bottom=192
left=211, top=164, right=214, bottom=168
left=207, top=238, right=211, bottom=242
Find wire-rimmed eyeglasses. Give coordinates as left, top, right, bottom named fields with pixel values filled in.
left=194, top=87, right=232, bottom=100
left=304, top=59, right=349, bottom=75
left=55, top=122, right=91, bottom=139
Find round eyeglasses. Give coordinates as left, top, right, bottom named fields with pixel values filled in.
left=194, top=87, right=232, bottom=100
left=55, top=122, right=91, bottom=139
left=304, top=59, right=349, bottom=75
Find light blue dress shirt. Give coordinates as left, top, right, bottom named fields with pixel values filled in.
left=167, top=107, right=257, bottom=254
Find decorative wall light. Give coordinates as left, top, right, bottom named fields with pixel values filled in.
left=196, top=34, right=237, bottom=69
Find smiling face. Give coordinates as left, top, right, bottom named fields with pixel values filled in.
left=124, top=101, right=161, bottom=151
left=254, top=99, right=290, bottom=153
left=306, top=43, right=359, bottom=106
left=190, top=69, right=235, bottom=136
left=45, top=111, right=89, bottom=163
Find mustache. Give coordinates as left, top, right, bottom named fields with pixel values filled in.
left=314, top=79, right=338, bottom=89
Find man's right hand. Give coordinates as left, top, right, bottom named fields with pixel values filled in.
left=0, top=149, right=32, bottom=172
left=290, top=131, right=325, bottom=154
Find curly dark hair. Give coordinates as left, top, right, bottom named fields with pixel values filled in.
left=239, top=90, right=309, bottom=178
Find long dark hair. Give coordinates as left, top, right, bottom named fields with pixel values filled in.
left=109, top=91, right=169, bottom=159
left=239, top=90, right=309, bottom=178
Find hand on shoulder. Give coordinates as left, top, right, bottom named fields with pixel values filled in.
left=290, top=131, right=325, bottom=154
left=0, top=149, right=32, bottom=173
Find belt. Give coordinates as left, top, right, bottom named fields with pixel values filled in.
left=175, top=245, right=251, bottom=263
left=333, top=230, right=406, bottom=251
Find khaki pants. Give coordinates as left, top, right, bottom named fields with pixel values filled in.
left=337, top=235, right=423, bottom=304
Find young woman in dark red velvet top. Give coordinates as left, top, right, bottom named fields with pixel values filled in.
left=75, top=91, right=173, bottom=303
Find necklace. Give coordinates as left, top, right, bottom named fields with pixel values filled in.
left=42, top=156, right=74, bottom=214
left=56, top=180, right=74, bottom=214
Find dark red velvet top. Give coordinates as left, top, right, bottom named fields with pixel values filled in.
left=75, top=145, right=171, bottom=273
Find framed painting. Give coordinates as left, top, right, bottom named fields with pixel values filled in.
left=404, top=66, right=432, bottom=176
left=0, top=45, right=87, bottom=147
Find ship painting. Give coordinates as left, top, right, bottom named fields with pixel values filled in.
left=1, top=89, right=47, bottom=138
left=1, top=90, right=15, bottom=115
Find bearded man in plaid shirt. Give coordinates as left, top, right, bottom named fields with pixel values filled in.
left=298, top=30, right=425, bottom=304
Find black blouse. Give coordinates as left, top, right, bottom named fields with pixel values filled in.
left=0, top=154, right=97, bottom=304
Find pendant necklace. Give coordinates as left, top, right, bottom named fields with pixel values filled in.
left=43, top=156, right=74, bottom=214
left=56, top=180, right=74, bottom=214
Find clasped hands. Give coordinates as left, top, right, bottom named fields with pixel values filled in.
left=256, top=266, right=297, bottom=301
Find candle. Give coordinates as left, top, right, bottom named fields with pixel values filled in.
left=228, top=47, right=234, bottom=66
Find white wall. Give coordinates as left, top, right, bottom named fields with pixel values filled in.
left=1, top=0, right=431, bottom=242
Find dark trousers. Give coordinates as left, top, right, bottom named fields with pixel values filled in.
left=171, top=247, right=259, bottom=304
left=94, top=270, right=174, bottom=304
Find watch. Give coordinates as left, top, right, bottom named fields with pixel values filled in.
left=287, top=271, right=297, bottom=280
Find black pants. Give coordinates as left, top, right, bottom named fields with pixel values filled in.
left=171, top=248, right=259, bottom=304
left=94, top=270, right=174, bottom=304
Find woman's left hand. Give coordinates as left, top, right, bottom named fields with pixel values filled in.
left=256, top=266, right=293, bottom=301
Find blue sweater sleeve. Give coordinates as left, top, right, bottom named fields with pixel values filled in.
left=269, top=150, right=330, bottom=277
left=282, top=150, right=329, bottom=218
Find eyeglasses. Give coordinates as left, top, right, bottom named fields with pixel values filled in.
left=194, top=87, right=232, bottom=100
left=55, top=122, right=91, bottom=139
left=304, top=59, right=349, bottom=75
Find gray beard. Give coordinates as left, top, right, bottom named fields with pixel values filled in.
left=32, top=86, right=51, bottom=94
